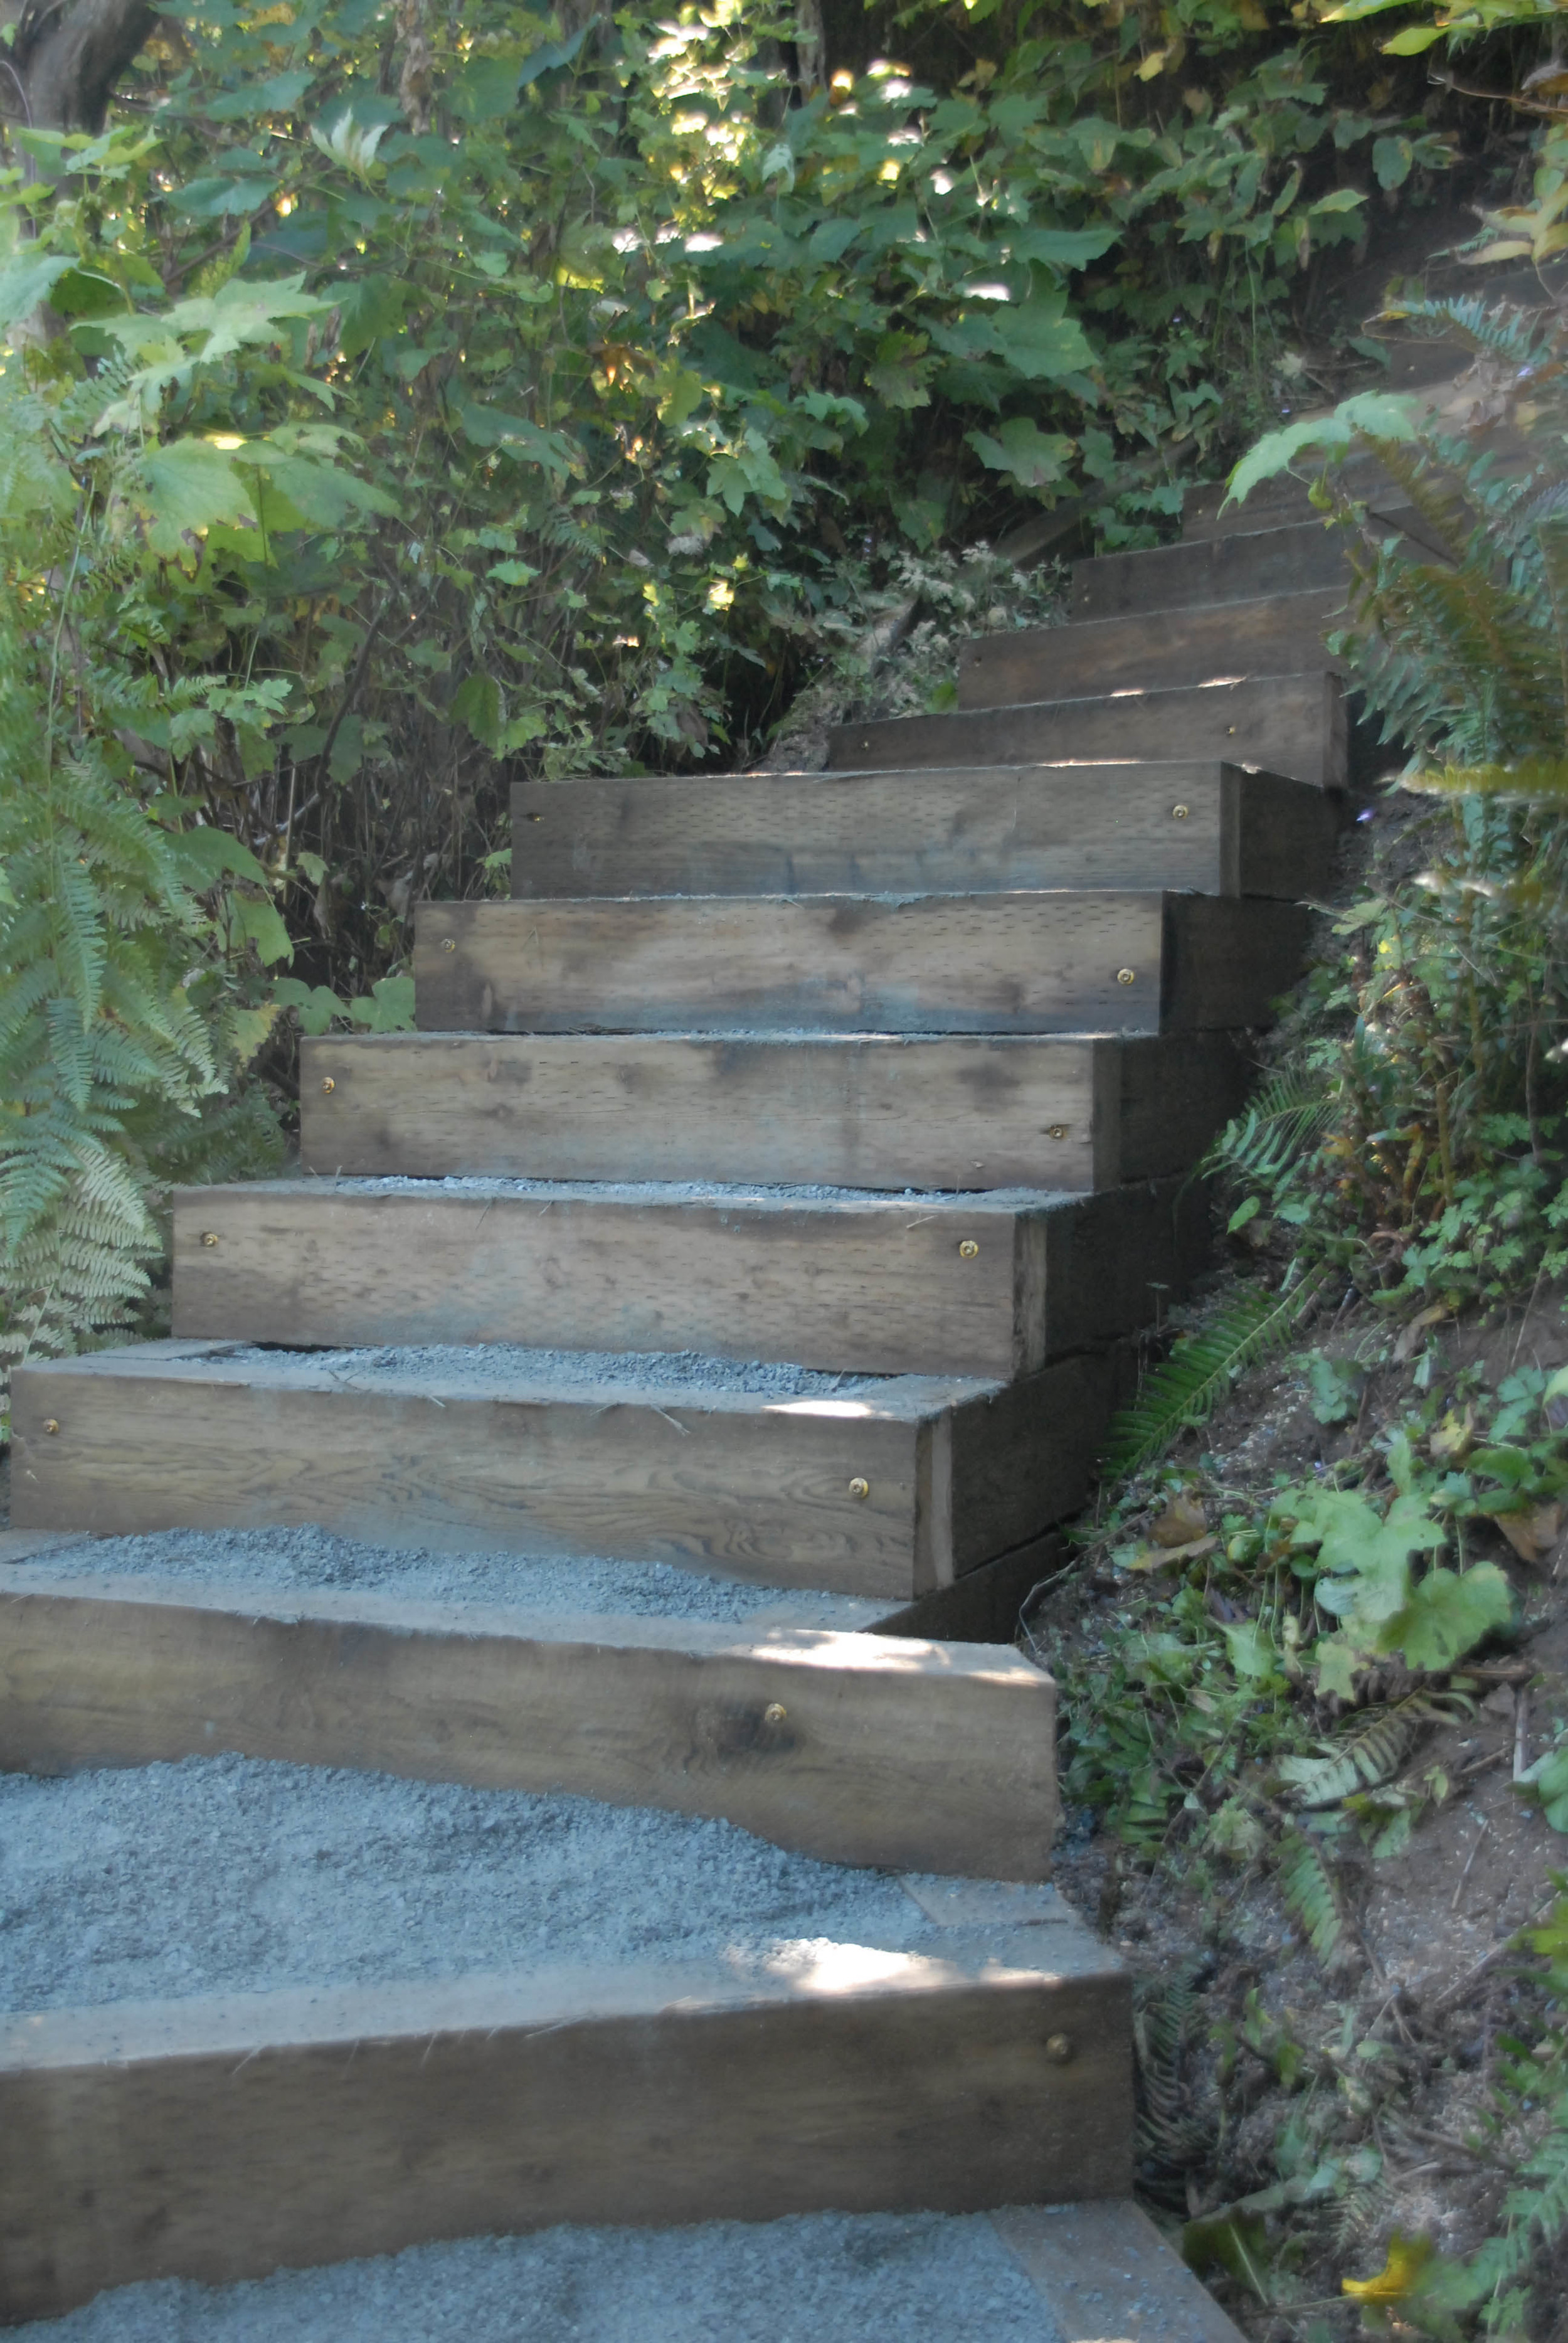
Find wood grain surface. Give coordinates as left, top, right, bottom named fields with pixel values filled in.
left=825, top=670, right=1347, bottom=791
left=171, top=1174, right=1208, bottom=1379
left=0, top=1570, right=1057, bottom=1877
left=413, top=893, right=1301, bottom=1038
left=1070, top=521, right=1350, bottom=619
left=9, top=1345, right=1108, bottom=1598
left=0, top=1928, right=1131, bottom=2323
left=509, top=760, right=1337, bottom=902
left=956, top=588, right=1345, bottom=709
left=297, top=1030, right=1248, bottom=1191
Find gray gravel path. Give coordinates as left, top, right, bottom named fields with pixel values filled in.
left=6, top=2210, right=1060, bottom=2341
left=0, top=1755, right=931, bottom=2013
left=225, top=1341, right=882, bottom=1400
left=23, top=1523, right=872, bottom=1626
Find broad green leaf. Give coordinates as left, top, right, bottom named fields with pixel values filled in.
left=228, top=890, right=294, bottom=967
left=134, top=442, right=256, bottom=555
left=272, top=978, right=342, bottom=1036
left=1379, top=1562, right=1513, bottom=1673
left=0, top=255, right=73, bottom=330
left=162, top=827, right=269, bottom=892
left=1222, top=1617, right=1281, bottom=1679
left=990, top=293, right=1094, bottom=383
left=1381, top=23, right=1445, bottom=50
left=966, top=417, right=1074, bottom=489
left=347, top=973, right=416, bottom=1031
left=866, top=331, right=933, bottom=411
left=450, top=671, right=502, bottom=750
left=1007, top=225, right=1121, bottom=269
left=1227, top=390, right=1422, bottom=509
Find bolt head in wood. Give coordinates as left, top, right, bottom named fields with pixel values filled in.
left=441, top=938, right=457, bottom=953
left=958, top=1239, right=979, bottom=1258
left=321, top=1078, right=336, bottom=1093
left=43, top=1420, right=58, bottom=1436
left=1044, top=2032, right=1074, bottom=2064
left=848, top=1477, right=870, bottom=1500
left=1048, top=1124, right=1068, bottom=1141
left=201, top=1232, right=218, bottom=1248
left=1116, top=967, right=1136, bottom=986
left=1171, top=803, right=1190, bottom=820
left=763, top=1703, right=787, bottom=1726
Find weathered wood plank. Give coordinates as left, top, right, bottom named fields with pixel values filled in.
left=0, top=1570, right=1056, bottom=1878
left=0, top=1925, right=1131, bottom=2323
left=298, top=1031, right=1248, bottom=1192
left=509, top=761, right=1337, bottom=902
left=825, top=671, right=1347, bottom=791
left=991, top=2201, right=1248, bottom=2343
left=171, top=1174, right=1209, bottom=1380
left=413, top=894, right=1305, bottom=1038
left=1071, top=520, right=1350, bottom=619
left=956, top=588, right=1345, bottom=710
left=9, top=1344, right=1111, bottom=1600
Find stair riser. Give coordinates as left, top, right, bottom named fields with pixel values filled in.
left=0, top=1957, right=1131, bottom=2324
left=0, top=1575, right=1056, bottom=1877
left=299, top=1033, right=1249, bottom=1193
left=171, top=1179, right=1208, bottom=1380
left=826, top=671, right=1347, bottom=791
left=957, top=590, right=1344, bottom=710
left=509, top=762, right=1338, bottom=901
left=1071, top=521, right=1350, bottom=619
left=9, top=1351, right=1111, bottom=1600
left=414, top=896, right=1310, bottom=1039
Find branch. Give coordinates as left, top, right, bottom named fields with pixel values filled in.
left=9, top=0, right=158, bottom=133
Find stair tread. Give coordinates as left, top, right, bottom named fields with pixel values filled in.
left=956, top=586, right=1345, bottom=708
left=1, top=1558, right=1051, bottom=1877
left=414, top=891, right=1308, bottom=1038
left=825, top=668, right=1346, bottom=790
left=510, top=757, right=1335, bottom=901
left=24, top=1334, right=992, bottom=1418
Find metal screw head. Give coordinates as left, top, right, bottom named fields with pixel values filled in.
left=441, top=938, right=457, bottom=953
left=1171, top=802, right=1191, bottom=820
left=1044, top=2032, right=1074, bottom=2065
left=1048, top=1124, right=1069, bottom=1141
left=1116, top=967, right=1136, bottom=986
left=848, top=1476, right=870, bottom=1501
left=43, top=1419, right=59, bottom=1436
left=1226, top=725, right=1236, bottom=735
left=201, top=1232, right=219, bottom=1248
left=763, top=1703, right=787, bottom=1726
left=958, top=1238, right=979, bottom=1258
left=321, top=1077, right=336, bottom=1094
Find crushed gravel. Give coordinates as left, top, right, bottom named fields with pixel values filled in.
left=262, top=1172, right=1071, bottom=1209
left=0, top=1754, right=935, bottom=2014
left=6, top=2210, right=1059, bottom=2342
left=223, top=1341, right=884, bottom=1401
left=21, top=1522, right=876, bottom=1627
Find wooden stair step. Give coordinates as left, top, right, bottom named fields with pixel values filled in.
left=9, top=1341, right=1115, bottom=1602
left=511, top=760, right=1340, bottom=901
left=956, top=588, right=1345, bottom=710
left=1072, top=518, right=1357, bottom=620
left=299, top=1031, right=1253, bottom=1192
left=0, top=1561, right=1054, bottom=1878
left=170, top=1174, right=1208, bottom=1380
left=413, top=894, right=1311, bottom=1039
left=826, top=669, right=1347, bottom=790
left=0, top=1878, right=1128, bottom=2322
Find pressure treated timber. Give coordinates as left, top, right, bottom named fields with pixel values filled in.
left=0, top=1567, right=1054, bottom=1877
left=0, top=1905, right=1130, bottom=2325
left=413, top=894, right=1311, bottom=1039
left=171, top=1174, right=1209, bottom=1379
left=956, top=587, right=1345, bottom=709
left=1071, top=520, right=1352, bottom=620
left=826, top=669, right=1347, bottom=792
left=510, top=760, right=1340, bottom=902
left=299, top=1031, right=1253, bottom=1193
left=9, top=1342, right=1115, bottom=1599
left=991, top=2201, right=1248, bottom=2343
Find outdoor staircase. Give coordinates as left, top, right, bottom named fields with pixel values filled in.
left=0, top=467, right=1359, bottom=2330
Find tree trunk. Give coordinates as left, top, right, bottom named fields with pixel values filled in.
left=4, top=0, right=158, bottom=138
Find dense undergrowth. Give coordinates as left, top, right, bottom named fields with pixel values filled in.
left=1039, top=282, right=1568, bottom=2334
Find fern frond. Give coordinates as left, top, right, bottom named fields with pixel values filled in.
left=1202, top=1070, right=1337, bottom=1186
left=1278, top=1831, right=1343, bottom=1967
left=1278, top=1692, right=1471, bottom=1809
left=1103, top=1271, right=1330, bottom=1480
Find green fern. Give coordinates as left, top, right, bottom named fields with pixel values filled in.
left=1278, top=1830, right=1344, bottom=1967
left=1102, top=1272, right=1329, bottom=1480
left=1278, top=1691, right=1470, bottom=1809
